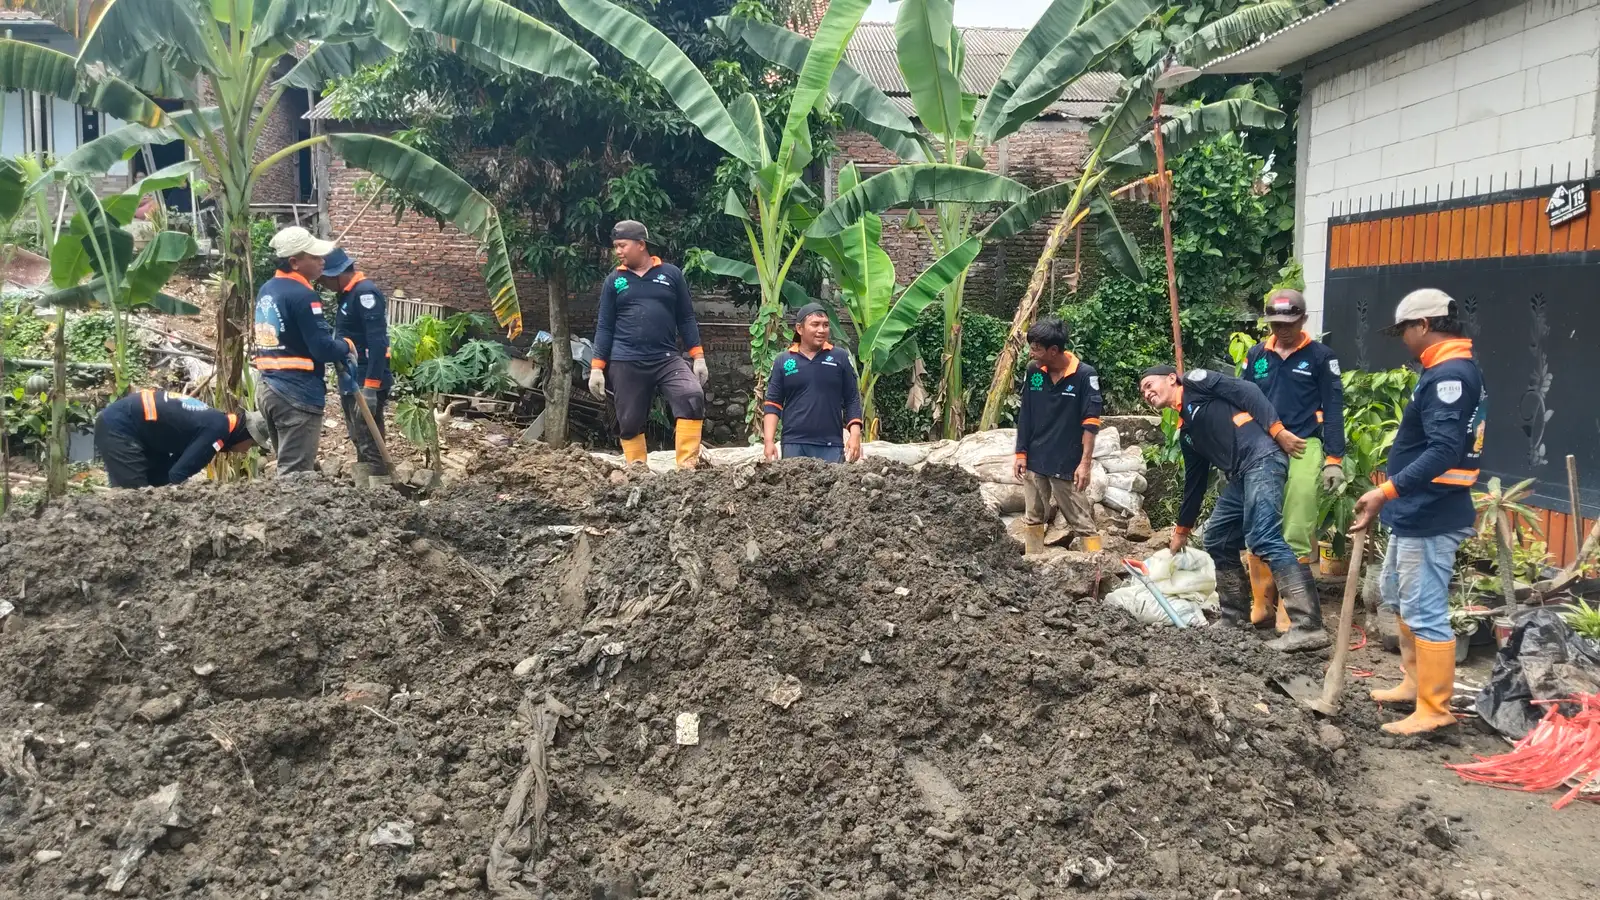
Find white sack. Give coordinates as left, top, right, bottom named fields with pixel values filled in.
left=863, top=441, right=940, bottom=466
left=1092, top=427, right=1121, bottom=459
left=702, top=445, right=764, bottom=467
left=1099, top=447, right=1148, bottom=475
left=979, top=483, right=1027, bottom=515
left=1104, top=548, right=1217, bottom=627
left=1102, top=486, right=1143, bottom=515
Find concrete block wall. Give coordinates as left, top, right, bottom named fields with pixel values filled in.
left=1299, top=0, right=1600, bottom=327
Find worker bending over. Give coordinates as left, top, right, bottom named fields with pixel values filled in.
left=95, top=389, right=269, bottom=488
left=1140, top=364, right=1330, bottom=651
left=1012, top=317, right=1103, bottom=555
left=320, top=248, right=391, bottom=489
left=588, top=220, right=708, bottom=469
left=1242, top=289, right=1346, bottom=631
left=1352, top=289, right=1485, bottom=737
left=252, top=227, right=356, bottom=474
left=761, top=304, right=863, bottom=463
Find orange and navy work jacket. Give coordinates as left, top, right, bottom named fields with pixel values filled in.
left=762, top=342, right=863, bottom=448
left=97, top=389, right=246, bottom=484
left=1244, top=333, right=1346, bottom=463
left=1014, top=355, right=1102, bottom=480
left=252, top=271, right=351, bottom=410
left=334, top=273, right=391, bottom=391
left=1380, top=339, right=1486, bottom=537
left=591, top=257, right=704, bottom=369
left=1174, top=368, right=1289, bottom=532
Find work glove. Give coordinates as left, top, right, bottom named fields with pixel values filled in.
left=588, top=366, right=606, bottom=400
left=361, top=388, right=379, bottom=410
left=692, top=356, right=709, bottom=386
left=1321, top=462, right=1346, bottom=492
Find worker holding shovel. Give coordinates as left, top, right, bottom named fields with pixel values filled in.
left=1241, top=289, right=1347, bottom=633
left=1351, top=289, right=1486, bottom=736
left=1139, top=364, right=1330, bottom=651
left=1012, top=317, right=1103, bottom=555
left=319, top=249, right=392, bottom=490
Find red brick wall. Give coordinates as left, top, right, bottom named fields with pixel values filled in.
left=199, top=77, right=302, bottom=204
left=832, top=120, right=1093, bottom=319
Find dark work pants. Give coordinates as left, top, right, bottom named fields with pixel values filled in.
left=94, top=418, right=170, bottom=488
left=340, top=388, right=390, bottom=475
left=259, top=381, right=324, bottom=475
left=607, top=356, right=705, bottom=439
left=782, top=442, right=844, bottom=463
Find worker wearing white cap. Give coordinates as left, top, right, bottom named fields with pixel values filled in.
left=251, top=226, right=356, bottom=474
left=1351, top=288, right=1486, bottom=737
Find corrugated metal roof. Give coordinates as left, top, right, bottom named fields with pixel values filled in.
left=0, top=10, right=47, bottom=22
left=846, top=22, right=1121, bottom=119
left=1205, top=0, right=1444, bottom=74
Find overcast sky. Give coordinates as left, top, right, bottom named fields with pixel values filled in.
left=863, top=0, right=1054, bottom=28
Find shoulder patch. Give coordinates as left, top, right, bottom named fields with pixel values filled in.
left=1435, top=379, right=1463, bottom=404
left=1186, top=368, right=1209, bottom=383
left=1328, top=359, right=1341, bottom=376
left=360, top=293, right=377, bottom=309
left=310, top=301, right=323, bottom=315
left=1088, top=375, right=1099, bottom=391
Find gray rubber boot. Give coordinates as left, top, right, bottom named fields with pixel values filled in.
left=1214, top=566, right=1252, bottom=626
left=1265, top=563, right=1332, bottom=652
left=351, top=462, right=372, bottom=490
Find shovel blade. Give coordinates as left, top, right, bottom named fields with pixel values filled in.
left=1272, top=673, right=1340, bottom=716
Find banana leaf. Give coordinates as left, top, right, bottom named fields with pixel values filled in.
left=0, top=38, right=165, bottom=126
left=1104, top=98, right=1288, bottom=171
left=77, top=0, right=210, bottom=93
left=367, top=0, right=598, bottom=86
left=0, top=159, right=25, bottom=223
left=776, top=0, right=872, bottom=177
left=1090, top=187, right=1143, bottom=282
left=807, top=165, right=1032, bottom=238
left=861, top=237, right=982, bottom=369
left=51, top=109, right=224, bottom=178
left=696, top=252, right=815, bottom=310
left=1001, top=0, right=1162, bottom=140
left=973, top=0, right=1091, bottom=143
left=895, top=0, right=963, bottom=139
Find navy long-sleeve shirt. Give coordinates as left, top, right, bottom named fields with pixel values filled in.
left=763, top=343, right=863, bottom=446
left=334, top=273, right=391, bottom=390
left=1244, top=334, right=1346, bottom=461
left=1381, top=339, right=1486, bottom=536
left=252, top=271, right=350, bottom=410
left=1014, top=355, right=1102, bottom=479
left=97, top=389, right=248, bottom=484
left=1175, top=368, right=1288, bottom=530
left=592, top=258, right=703, bottom=367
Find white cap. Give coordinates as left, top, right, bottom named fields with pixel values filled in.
left=1387, top=288, right=1454, bottom=333
left=269, top=226, right=336, bottom=259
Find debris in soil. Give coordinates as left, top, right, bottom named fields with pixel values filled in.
left=0, top=451, right=1473, bottom=899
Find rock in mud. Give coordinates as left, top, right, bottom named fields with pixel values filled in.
left=134, top=693, right=184, bottom=724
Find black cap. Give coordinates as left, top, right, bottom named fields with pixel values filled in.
left=792, top=302, right=829, bottom=325
left=1264, top=289, right=1307, bottom=323
left=1141, top=364, right=1178, bottom=380
left=611, top=220, right=650, bottom=243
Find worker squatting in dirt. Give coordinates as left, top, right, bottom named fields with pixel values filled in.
left=1242, top=289, right=1347, bottom=633
left=762, top=304, right=864, bottom=465
left=1139, top=363, right=1332, bottom=653
left=1012, top=316, right=1104, bottom=556
left=251, top=226, right=359, bottom=474
left=319, top=248, right=392, bottom=490
left=93, top=389, right=271, bottom=488
left=588, top=220, right=709, bottom=469
left=1351, top=289, right=1487, bottom=737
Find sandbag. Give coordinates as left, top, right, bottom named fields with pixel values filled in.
left=1102, top=486, right=1143, bottom=515
left=1092, top=427, right=1121, bottom=459
left=925, top=430, right=1016, bottom=481
left=1103, top=472, right=1148, bottom=493
left=1105, top=587, right=1208, bottom=628
left=702, top=445, right=764, bottom=467
left=1475, top=607, right=1600, bottom=739
left=979, top=482, right=1026, bottom=515
left=646, top=451, right=677, bottom=475
left=1104, top=548, right=1217, bottom=627
left=1099, top=447, right=1148, bottom=475
left=863, top=441, right=940, bottom=466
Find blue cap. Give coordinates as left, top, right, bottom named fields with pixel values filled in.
left=321, top=248, right=355, bottom=276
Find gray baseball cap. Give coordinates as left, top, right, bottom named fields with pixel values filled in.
left=1384, top=288, right=1455, bottom=334
left=610, top=220, right=650, bottom=243
left=1263, top=289, right=1307, bottom=323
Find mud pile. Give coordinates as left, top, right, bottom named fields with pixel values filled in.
left=0, top=456, right=1463, bottom=899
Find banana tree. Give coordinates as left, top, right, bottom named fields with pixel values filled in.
left=0, top=156, right=28, bottom=514
left=0, top=0, right=600, bottom=417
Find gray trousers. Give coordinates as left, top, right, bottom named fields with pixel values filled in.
left=340, top=389, right=389, bottom=475
left=259, top=382, right=324, bottom=475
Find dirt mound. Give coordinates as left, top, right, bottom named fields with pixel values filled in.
left=0, top=455, right=1465, bottom=899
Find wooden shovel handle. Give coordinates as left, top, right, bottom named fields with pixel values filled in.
left=1318, top=529, right=1369, bottom=714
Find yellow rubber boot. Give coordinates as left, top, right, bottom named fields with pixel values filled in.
left=675, top=419, right=704, bottom=470
left=1022, top=524, right=1046, bottom=556
left=1246, top=553, right=1279, bottom=629
left=1370, top=619, right=1418, bottom=706
left=1079, top=534, right=1103, bottom=553
left=621, top=435, right=648, bottom=465
left=1381, top=637, right=1458, bottom=736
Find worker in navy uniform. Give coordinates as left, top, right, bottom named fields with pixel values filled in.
left=251, top=226, right=356, bottom=475
left=1139, top=363, right=1330, bottom=651
left=95, top=388, right=270, bottom=488
left=319, top=248, right=391, bottom=489
left=1011, top=317, right=1103, bottom=555
left=1351, top=289, right=1486, bottom=737
left=761, top=303, right=863, bottom=464
left=1242, top=289, right=1347, bottom=632
left=587, top=220, right=708, bottom=469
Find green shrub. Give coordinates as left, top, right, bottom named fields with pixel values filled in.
left=876, top=308, right=1010, bottom=443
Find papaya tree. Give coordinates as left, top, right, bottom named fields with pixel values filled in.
left=0, top=0, right=601, bottom=416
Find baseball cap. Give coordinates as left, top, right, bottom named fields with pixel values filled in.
left=792, top=302, right=829, bottom=325
left=610, top=220, right=650, bottom=243
left=320, top=248, right=355, bottom=276
left=244, top=411, right=273, bottom=453
left=1383, top=288, right=1455, bottom=334
left=1263, top=289, right=1307, bottom=323
left=269, top=226, right=336, bottom=259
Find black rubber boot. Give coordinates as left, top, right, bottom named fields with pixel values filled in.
left=1265, top=563, right=1332, bottom=652
left=1215, top=566, right=1252, bottom=626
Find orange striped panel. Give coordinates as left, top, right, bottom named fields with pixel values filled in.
left=1452, top=208, right=1469, bottom=259
left=1590, top=193, right=1600, bottom=250
left=1476, top=206, right=1495, bottom=257
left=1400, top=217, right=1415, bottom=263
left=1349, top=223, right=1363, bottom=267
left=1431, top=468, right=1480, bottom=486
left=1440, top=209, right=1456, bottom=260
left=1389, top=215, right=1404, bottom=262
left=1330, top=225, right=1345, bottom=269
left=140, top=389, right=158, bottom=421
left=1505, top=200, right=1523, bottom=256
left=1567, top=211, right=1587, bottom=251
left=1376, top=219, right=1391, bottom=265
left=1549, top=510, right=1569, bottom=567
left=1366, top=219, right=1381, bottom=265
left=1553, top=208, right=1572, bottom=253
left=1488, top=202, right=1506, bottom=258
left=1536, top=204, right=1553, bottom=253
left=1462, top=207, right=1480, bottom=259
left=1522, top=199, right=1541, bottom=256
left=1232, top=412, right=1254, bottom=426
left=1423, top=212, right=1440, bottom=261
left=1412, top=213, right=1427, bottom=260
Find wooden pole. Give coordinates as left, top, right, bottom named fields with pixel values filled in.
left=1152, top=89, right=1184, bottom=375
left=1567, top=455, right=1582, bottom=565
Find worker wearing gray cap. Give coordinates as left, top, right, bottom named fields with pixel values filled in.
left=1352, top=288, right=1485, bottom=737
left=588, top=220, right=708, bottom=469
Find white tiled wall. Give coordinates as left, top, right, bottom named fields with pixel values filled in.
left=1300, top=0, right=1600, bottom=327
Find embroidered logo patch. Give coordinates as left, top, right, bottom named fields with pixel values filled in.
left=1252, top=357, right=1269, bottom=378
left=1328, top=359, right=1341, bottom=376
left=1088, top=376, right=1099, bottom=390
left=360, top=293, right=377, bottom=309
left=1030, top=372, right=1044, bottom=390
left=1187, top=368, right=1209, bottom=383
left=783, top=358, right=798, bottom=375
left=613, top=276, right=629, bottom=292
left=1435, top=380, right=1463, bottom=403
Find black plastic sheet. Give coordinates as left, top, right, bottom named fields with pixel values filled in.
left=1475, top=608, right=1600, bottom=739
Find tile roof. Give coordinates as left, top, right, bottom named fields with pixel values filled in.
left=845, top=22, right=1123, bottom=120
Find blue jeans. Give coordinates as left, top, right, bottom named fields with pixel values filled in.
left=782, top=443, right=844, bottom=463
left=1380, top=529, right=1473, bottom=643
left=1202, top=454, right=1297, bottom=572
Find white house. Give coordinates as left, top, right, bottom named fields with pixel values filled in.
left=1, top=9, right=129, bottom=180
